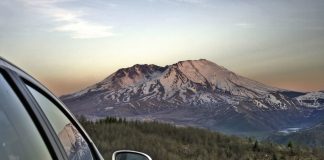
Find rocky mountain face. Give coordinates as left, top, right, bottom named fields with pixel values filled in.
left=61, top=59, right=324, bottom=136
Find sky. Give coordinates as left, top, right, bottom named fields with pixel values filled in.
left=1, top=0, right=324, bottom=96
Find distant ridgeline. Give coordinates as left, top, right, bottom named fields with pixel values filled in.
left=268, top=122, right=324, bottom=148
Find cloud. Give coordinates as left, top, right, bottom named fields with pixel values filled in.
left=22, top=0, right=113, bottom=39
left=54, top=21, right=113, bottom=39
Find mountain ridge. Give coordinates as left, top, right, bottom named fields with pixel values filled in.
left=62, top=59, right=281, bottom=100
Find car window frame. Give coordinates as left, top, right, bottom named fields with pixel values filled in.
left=23, top=78, right=102, bottom=160
left=0, top=58, right=103, bottom=160
left=0, top=67, right=61, bottom=160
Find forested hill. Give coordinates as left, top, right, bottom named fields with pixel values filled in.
left=268, top=123, right=324, bottom=148
left=79, top=117, right=324, bottom=160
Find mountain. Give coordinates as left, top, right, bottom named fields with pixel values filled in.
left=61, top=59, right=324, bottom=136
left=296, top=91, right=324, bottom=108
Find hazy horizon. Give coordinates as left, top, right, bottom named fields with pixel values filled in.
left=1, top=0, right=324, bottom=95
left=3, top=57, right=323, bottom=96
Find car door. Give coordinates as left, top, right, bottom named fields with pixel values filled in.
left=22, top=80, right=103, bottom=160
left=0, top=69, right=55, bottom=159
left=0, top=59, right=103, bottom=160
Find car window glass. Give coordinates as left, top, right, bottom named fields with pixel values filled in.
left=26, top=85, right=94, bottom=160
left=0, top=74, right=52, bottom=160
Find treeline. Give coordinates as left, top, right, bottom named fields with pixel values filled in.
left=79, top=117, right=324, bottom=160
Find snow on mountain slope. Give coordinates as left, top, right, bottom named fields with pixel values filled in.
left=169, top=59, right=279, bottom=97
left=65, top=64, right=167, bottom=98
left=297, top=91, right=324, bottom=108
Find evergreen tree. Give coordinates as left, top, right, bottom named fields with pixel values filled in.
left=253, top=140, right=259, bottom=152
left=287, top=141, right=293, bottom=155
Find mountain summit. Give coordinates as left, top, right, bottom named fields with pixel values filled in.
left=61, top=59, right=324, bottom=136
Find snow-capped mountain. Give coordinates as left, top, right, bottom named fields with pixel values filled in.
left=63, top=59, right=291, bottom=109
left=61, top=59, right=323, bottom=136
left=296, top=91, right=324, bottom=108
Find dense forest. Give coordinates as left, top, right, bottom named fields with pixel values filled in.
left=79, top=117, right=324, bottom=160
